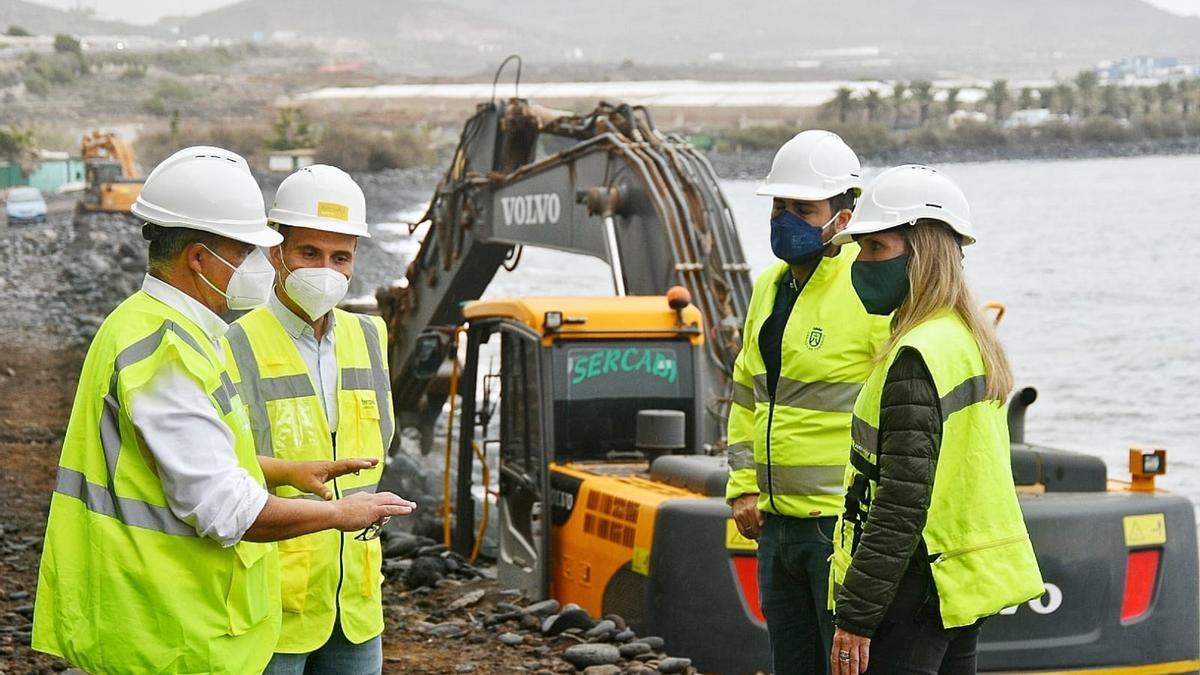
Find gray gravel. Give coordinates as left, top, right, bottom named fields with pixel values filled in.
left=0, top=168, right=438, bottom=351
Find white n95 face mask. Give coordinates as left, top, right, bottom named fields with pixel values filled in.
left=198, top=246, right=275, bottom=310
left=283, top=263, right=350, bottom=320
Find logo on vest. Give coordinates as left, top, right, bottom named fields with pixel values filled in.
left=807, top=327, right=824, bottom=349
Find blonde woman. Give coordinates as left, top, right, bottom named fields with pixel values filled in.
left=826, top=165, right=1043, bottom=675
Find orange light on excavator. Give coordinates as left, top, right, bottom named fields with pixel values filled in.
left=1129, top=448, right=1167, bottom=492
left=667, top=286, right=691, bottom=311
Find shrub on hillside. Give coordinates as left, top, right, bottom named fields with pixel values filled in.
left=23, top=74, right=48, bottom=97
left=136, top=123, right=269, bottom=167
left=143, top=77, right=197, bottom=116
left=1037, top=120, right=1075, bottom=143
left=316, top=125, right=435, bottom=172
left=825, top=123, right=899, bottom=155
left=949, top=121, right=1007, bottom=147
left=1078, top=116, right=1138, bottom=143
left=714, top=125, right=798, bottom=152
left=1186, top=116, right=1200, bottom=136
left=908, top=126, right=944, bottom=150
left=1137, top=114, right=1184, bottom=140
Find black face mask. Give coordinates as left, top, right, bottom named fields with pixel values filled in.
left=851, top=254, right=910, bottom=315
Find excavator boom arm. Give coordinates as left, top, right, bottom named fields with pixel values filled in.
left=378, top=99, right=752, bottom=449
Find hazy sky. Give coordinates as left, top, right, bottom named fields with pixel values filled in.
left=21, top=0, right=1200, bottom=25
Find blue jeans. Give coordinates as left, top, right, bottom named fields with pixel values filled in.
left=757, top=513, right=837, bottom=675
left=263, top=621, right=382, bottom=675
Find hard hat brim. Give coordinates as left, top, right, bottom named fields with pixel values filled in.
left=756, top=182, right=862, bottom=201
left=831, top=218, right=976, bottom=246
left=132, top=200, right=282, bottom=247
left=267, top=208, right=372, bottom=238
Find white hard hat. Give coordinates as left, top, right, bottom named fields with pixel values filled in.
left=832, top=164, right=975, bottom=246
left=757, top=129, right=862, bottom=201
left=268, top=164, right=370, bottom=238
left=132, top=146, right=280, bottom=247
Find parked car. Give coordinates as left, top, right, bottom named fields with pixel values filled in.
left=5, top=187, right=48, bottom=225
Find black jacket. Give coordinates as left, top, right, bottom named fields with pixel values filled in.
left=835, top=347, right=943, bottom=637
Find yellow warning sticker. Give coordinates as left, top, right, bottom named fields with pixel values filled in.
left=631, top=546, right=650, bottom=576
left=1123, top=513, right=1167, bottom=547
left=725, top=519, right=758, bottom=551
left=317, top=201, right=350, bottom=221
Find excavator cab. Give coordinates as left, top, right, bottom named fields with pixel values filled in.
left=77, top=131, right=143, bottom=214
left=444, top=295, right=705, bottom=599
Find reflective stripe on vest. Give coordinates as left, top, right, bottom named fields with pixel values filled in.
left=225, top=305, right=391, bottom=652
left=54, top=467, right=197, bottom=537
left=849, top=373, right=988, bottom=474
left=723, top=250, right=891, bottom=517
left=830, top=312, right=1044, bottom=628
left=752, top=374, right=863, bottom=414
left=226, top=314, right=392, bottom=458
left=33, top=291, right=279, bottom=673
left=89, top=319, right=223, bottom=535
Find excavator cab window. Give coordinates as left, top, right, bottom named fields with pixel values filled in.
left=549, top=339, right=695, bottom=462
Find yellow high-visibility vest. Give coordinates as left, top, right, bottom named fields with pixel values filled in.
left=831, top=311, right=1044, bottom=628
left=224, top=306, right=393, bottom=653
left=725, top=245, right=891, bottom=518
left=33, top=290, right=280, bottom=674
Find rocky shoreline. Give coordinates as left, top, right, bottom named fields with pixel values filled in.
left=706, top=137, right=1200, bottom=180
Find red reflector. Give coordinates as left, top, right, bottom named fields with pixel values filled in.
left=1120, top=548, right=1161, bottom=622
left=731, top=556, right=766, bottom=624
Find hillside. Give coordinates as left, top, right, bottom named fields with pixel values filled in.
left=0, top=0, right=152, bottom=36
left=161, top=0, right=1200, bottom=76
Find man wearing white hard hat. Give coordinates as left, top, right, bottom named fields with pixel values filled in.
left=223, top=165, right=394, bottom=674
left=723, top=131, right=891, bottom=675
left=32, top=147, right=415, bottom=674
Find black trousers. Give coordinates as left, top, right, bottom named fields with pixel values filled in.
left=864, top=569, right=983, bottom=675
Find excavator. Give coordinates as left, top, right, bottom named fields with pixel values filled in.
left=77, top=131, right=143, bottom=214
left=375, top=67, right=1199, bottom=673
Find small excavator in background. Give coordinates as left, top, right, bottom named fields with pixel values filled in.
left=76, top=131, right=143, bottom=215
left=375, top=61, right=1199, bottom=673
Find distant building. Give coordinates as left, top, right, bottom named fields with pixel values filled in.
left=0, top=151, right=86, bottom=193
left=1003, top=108, right=1070, bottom=129
left=948, top=110, right=989, bottom=129
left=1096, top=56, right=1199, bottom=83
left=267, top=148, right=316, bottom=173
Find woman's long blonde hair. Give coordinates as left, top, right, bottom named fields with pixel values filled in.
left=879, top=220, right=1013, bottom=401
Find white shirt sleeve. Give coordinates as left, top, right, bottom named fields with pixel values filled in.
left=128, top=361, right=269, bottom=547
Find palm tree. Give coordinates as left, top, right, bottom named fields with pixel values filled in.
left=864, top=88, right=884, bottom=124
left=0, top=126, right=39, bottom=175
left=1039, top=87, right=1056, bottom=111
left=1156, top=81, right=1175, bottom=114
left=891, top=81, right=908, bottom=129
left=986, top=80, right=1009, bottom=124
left=1075, top=69, right=1099, bottom=117
left=1179, top=79, right=1196, bottom=117
left=1055, top=83, right=1076, bottom=116
left=944, top=87, right=962, bottom=116
left=910, top=80, right=934, bottom=126
left=1019, top=87, right=1036, bottom=110
left=1139, top=87, right=1157, bottom=116
left=833, top=87, right=855, bottom=124
left=1101, top=84, right=1122, bottom=117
